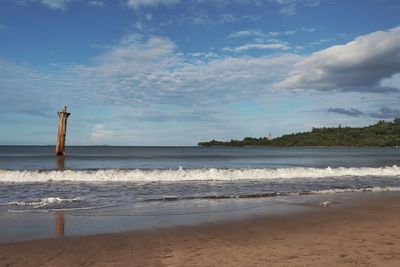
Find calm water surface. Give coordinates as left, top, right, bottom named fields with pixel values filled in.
left=0, top=146, right=399, bottom=170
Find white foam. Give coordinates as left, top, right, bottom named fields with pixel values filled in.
left=311, top=186, right=400, bottom=194
left=320, top=201, right=332, bottom=207
left=7, top=197, right=78, bottom=207
left=0, top=166, right=399, bottom=182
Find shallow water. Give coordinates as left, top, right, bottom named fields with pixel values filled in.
left=1, top=146, right=399, bottom=170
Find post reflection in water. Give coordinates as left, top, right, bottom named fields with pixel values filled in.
left=55, top=156, right=65, bottom=170
left=55, top=213, right=65, bottom=237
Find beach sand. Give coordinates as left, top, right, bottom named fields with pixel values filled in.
left=1, top=193, right=400, bottom=266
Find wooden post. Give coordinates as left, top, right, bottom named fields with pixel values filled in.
left=55, top=106, right=70, bottom=156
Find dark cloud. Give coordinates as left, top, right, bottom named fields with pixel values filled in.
left=328, top=108, right=364, bottom=117
left=369, top=107, right=400, bottom=119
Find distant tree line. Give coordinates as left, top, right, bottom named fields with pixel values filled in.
left=198, top=118, right=400, bottom=147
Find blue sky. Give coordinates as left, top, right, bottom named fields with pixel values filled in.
left=0, top=0, right=400, bottom=145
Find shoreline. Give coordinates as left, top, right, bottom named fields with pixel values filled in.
left=1, top=192, right=400, bottom=266
left=0, top=192, right=328, bottom=244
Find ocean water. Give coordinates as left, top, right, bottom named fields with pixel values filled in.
left=0, top=146, right=400, bottom=214
left=0, top=146, right=400, bottom=242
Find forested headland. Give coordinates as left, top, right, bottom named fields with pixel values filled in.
left=198, top=119, right=400, bottom=147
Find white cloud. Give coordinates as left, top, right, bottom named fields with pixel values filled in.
left=36, top=0, right=71, bottom=10
left=161, top=13, right=260, bottom=27
left=90, top=124, right=113, bottom=143
left=269, top=0, right=323, bottom=15
left=301, top=27, right=317, bottom=33
left=17, top=0, right=105, bottom=10
left=229, top=29, right=267, bottom=38
left=15, top=0, right=74, bottom=10
left=125, top=0, right=324, bottom=14
left=223, top=43, right=289, bottom=52
left=0, top=33, right=301, bottom=117
left=0, top=59, right=64, bottom=113
left=15, top=0, right=324, bottom=13
left=126, top=0, right=180, bottom=9
left=275, top=26, right=400, bottom=93
left=88, top=1, right=105, bottom=7
left=269, top=30, right=296, bottom=36
left=67, top=42, right=298, bottom=144
left=310, top=33, right=347, bottom=46
left=68, top=34, right=300, bottom=107
left=380, top=73, right=400, bottom=89
left=229, top=27, right=316, bottom=39
left=75, top=35, right=179, bottom=77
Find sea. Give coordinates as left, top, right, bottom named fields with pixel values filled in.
left=1, top=146, right=400, bottom=242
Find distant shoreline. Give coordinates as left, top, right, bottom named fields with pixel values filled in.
left=198, top=119, right=400, bottom=147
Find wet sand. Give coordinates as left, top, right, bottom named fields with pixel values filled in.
left=1, top=194, right=400, bottom=266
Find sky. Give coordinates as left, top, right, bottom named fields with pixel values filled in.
left=0, top=0, right=400, bottom=146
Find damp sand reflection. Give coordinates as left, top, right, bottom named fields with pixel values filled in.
left=55, top=213, right=65, bottom=237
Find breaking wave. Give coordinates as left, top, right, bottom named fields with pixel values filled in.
left=0, top=166, right=399, bottom=182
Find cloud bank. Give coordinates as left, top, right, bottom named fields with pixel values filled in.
left=275, top=26, right=400, bottom=93
left=370, top=107, right=400, bottom=119
left=68, top=34, right=300, bottom=108
left=328, top=108, right=364, bottom=117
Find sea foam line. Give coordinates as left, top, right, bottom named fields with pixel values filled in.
left=5, top=197, right=80, bottom=207
left=0, top=166, right=399, bottom=182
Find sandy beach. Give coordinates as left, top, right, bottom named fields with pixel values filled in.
left=1, top=193, right=399, bottom=266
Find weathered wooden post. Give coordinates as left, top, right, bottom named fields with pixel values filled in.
left=55, top=106, right=70, bottom=156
